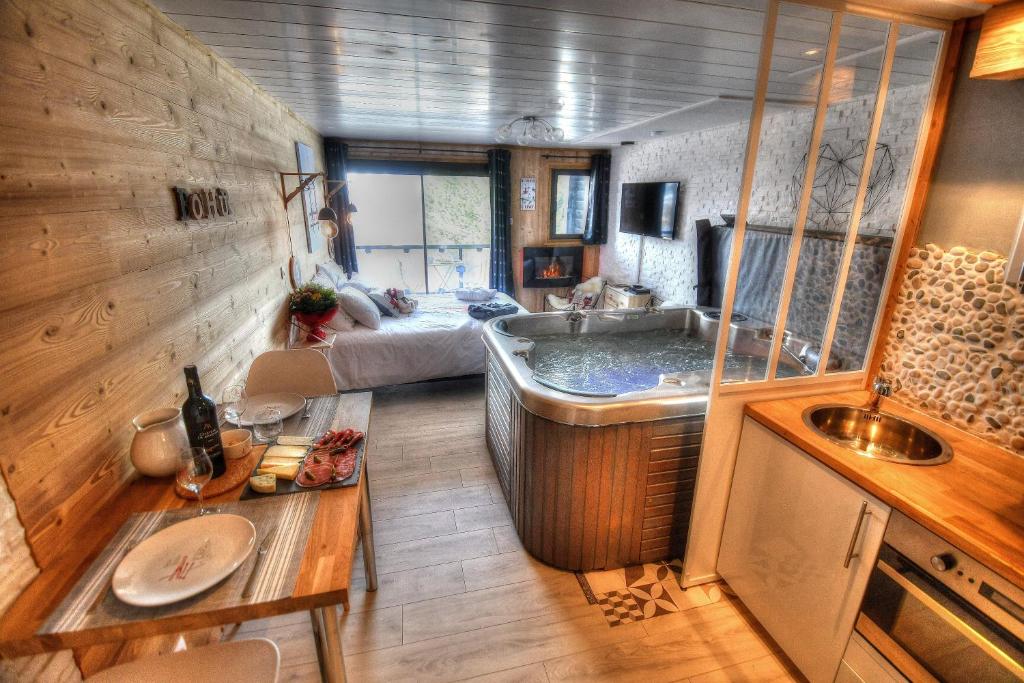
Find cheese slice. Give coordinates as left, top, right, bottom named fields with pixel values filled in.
left=277, top=436, right=313, bottom=447
left=265, top=445, right=308, bottom=460
left=260, top=456, right=305, bottom=467
left=257, top=463, right=300, bottom=481
left=249, top=473, right=277, bottom=494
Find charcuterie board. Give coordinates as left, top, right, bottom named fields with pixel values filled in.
left=240, top=395, right=365, bottom=500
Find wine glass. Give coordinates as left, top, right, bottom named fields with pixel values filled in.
left=253, top=407, right=283, bottom=444
left=222, top=384, right=247, bottom=424
left=176, top=447, right=214, bottom=516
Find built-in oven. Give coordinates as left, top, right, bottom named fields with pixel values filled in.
left=854, top=510, right=1024, bottom=682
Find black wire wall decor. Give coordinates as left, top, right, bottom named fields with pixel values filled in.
left=791, top=140, right=896, bottom=231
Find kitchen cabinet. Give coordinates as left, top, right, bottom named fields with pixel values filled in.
left=718, top=417, right=891, bottom=683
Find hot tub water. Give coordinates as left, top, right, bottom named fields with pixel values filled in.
left=529, top=328, right=790, bottom=396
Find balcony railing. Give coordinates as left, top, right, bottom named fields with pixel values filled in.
left=354, top=244, right=491, bottom=293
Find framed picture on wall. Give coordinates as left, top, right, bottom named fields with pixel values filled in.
left=520, top=176, right=537, bottom=211
left=295, top=141, right=323, bottom=254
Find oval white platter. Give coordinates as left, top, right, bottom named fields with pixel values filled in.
left=112, top=513, right=256, bottom=607
left=235, top=392, right=306, bottom=426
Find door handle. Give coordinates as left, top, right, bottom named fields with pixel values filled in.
left=843, top=501, right=871, bottom=569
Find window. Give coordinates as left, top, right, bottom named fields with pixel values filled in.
left=549, top=169, right=591, bottom=240
left=346, top=162, right=490, bottom=293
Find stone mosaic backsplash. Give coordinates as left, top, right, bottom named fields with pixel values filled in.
left=879, top=244, right=1024, bottom=455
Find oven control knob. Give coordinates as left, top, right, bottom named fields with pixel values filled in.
left=930, top=553, right=956, bottom=572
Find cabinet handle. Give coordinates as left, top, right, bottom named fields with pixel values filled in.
left=843, top=501, right=871, bottom=569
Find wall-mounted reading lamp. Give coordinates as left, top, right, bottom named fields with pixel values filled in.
left=279, top=172, right=358, bottom=238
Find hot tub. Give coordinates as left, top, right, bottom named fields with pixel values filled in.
left=482, top=306, right=802, bottom=571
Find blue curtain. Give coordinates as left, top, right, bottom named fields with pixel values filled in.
left=323, top=138, right=358, bottom=278
left=582, top=153, right=611, bottom=245
left=488, top=149, right=515, bottom=295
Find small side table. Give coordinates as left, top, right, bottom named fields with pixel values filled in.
left=603, top=284, right=652, bottom=310
left=289, top=330, right=337, bottom=355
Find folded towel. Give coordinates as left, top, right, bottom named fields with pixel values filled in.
left=468, top=302, right=519, bottom=320
left=455, top=287, right=497, bottom=302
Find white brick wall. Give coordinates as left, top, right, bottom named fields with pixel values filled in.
left=600, top=83, right=930, bottom=305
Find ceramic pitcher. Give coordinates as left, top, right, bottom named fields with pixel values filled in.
left=130, top=408, right=189, bottom=477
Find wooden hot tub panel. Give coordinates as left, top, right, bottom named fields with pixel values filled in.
left=485, top=356, right=703, bottom=571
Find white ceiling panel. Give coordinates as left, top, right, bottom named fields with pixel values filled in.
left=153, top=0, right=967, bottom=146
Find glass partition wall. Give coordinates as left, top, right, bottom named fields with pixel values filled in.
left=712, top=1, right=947, bottom=390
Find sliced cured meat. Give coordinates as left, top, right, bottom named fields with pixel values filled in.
left=333, top=447, right=358, bottom=480
left=297, top=461, right=334, bottom=487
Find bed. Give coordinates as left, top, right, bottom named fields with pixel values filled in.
left=327, top=292, right=525, bottom=390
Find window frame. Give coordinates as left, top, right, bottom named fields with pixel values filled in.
left=548, top=168, right=592, bottom=241
left=345, top=160, right=491, bottom=293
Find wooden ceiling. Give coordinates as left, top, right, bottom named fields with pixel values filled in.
left=153, top=0, right=977, bottom=146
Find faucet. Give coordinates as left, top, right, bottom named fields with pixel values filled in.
left=566, top=310, right=584, bottom=324
left=866, top=376, right=899, bottom=412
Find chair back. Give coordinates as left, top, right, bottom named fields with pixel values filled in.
left=245, top=349, right=337, bottom=397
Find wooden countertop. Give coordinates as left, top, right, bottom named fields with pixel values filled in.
left=745, top=390, right=1024, bottom=591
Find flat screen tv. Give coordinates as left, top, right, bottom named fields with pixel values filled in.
left=619, top=181, right=680, bottom=239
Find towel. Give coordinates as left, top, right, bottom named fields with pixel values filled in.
left=468, top=302, right=519, bottom=320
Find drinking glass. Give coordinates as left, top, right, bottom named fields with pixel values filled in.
left=222, top=384, right=247, bottom=424
left=253, top=407, right=283, bottom=443
left=176, top=447, right=214, bottom=516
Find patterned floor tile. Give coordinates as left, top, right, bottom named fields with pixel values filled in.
left=577, top=559, right=722, bottom=627
left=595, top=590, right=645, bottom=626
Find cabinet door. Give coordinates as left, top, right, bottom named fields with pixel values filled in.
left=718, top=417, right=890, bottom=683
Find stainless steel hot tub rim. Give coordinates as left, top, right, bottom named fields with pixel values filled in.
left=482, top=306, right=741, bottom=427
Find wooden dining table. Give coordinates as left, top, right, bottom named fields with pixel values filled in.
left=0, top=392, right=376, bottom=683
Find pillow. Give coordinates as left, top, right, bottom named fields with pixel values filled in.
left=337, top=287, right=381, bottom=330
left=325, top=307, right=356, bottom=332
left=342, top=280, right=374, bottom=295
left=315, top=262, right=347, bottom=289
left=365, top=288, right=401, bottom=317
left=310, top=271, right=337, bottom=292
left=455, top=287, right=497, bottom=302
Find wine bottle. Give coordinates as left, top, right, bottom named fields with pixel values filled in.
left=181, top=364, right=227, bottom=478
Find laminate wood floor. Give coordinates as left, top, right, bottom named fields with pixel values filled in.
left=234, top=378, right=802, bottom=682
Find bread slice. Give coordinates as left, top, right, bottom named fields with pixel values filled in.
left=249, top=473, right=277, bottom=494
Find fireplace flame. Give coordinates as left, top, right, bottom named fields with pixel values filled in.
left=541, top=257, right=565, bottom=279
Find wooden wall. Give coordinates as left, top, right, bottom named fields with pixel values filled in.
left=0, top=0, right=326, bottom=673
left=508, top=148, right=599, bottom=312
left=345, top=140, right=602, bottom=312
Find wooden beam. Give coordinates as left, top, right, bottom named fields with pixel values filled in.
left=971, top=0, right=1024, bottom=79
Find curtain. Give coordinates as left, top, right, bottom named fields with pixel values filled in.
left=582, top=152, right=611, bottom=245
left=323, top=138, right=358, bottom=278
left=488, top=149, right=515, bottom=295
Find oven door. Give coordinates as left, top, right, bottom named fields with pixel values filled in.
left=858, top=545, right=1024, bottom=682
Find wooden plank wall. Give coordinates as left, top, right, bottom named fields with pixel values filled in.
left=346, top=140, right=602, bottom=312
left=0, top=0, right=327, bottom=673
left=509, top=148, right=601, bottom=312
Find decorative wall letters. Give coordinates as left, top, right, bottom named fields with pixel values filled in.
left=173, top=186, right=232, bottom=220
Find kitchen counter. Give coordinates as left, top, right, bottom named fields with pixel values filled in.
left=745, top=390, right=1024, bottom=590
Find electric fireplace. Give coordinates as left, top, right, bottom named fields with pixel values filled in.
left=522, top=246, right=583, bottom=288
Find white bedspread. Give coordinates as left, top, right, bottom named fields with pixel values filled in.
left=327, top=292, right=524, bottom=390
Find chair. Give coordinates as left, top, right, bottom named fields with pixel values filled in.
left=245, top=349, right=338, bottom=397
left=545, top=276, right=605, bottom=312
left=87, top=638, right=280, bottom=683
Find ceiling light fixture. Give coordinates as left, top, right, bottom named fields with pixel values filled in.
left=803, top=48, right=821, bottom=56
left=496, top=115, right=565, bottom=145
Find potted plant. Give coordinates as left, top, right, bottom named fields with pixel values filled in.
left=289, top=283, right=339, bottom=341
